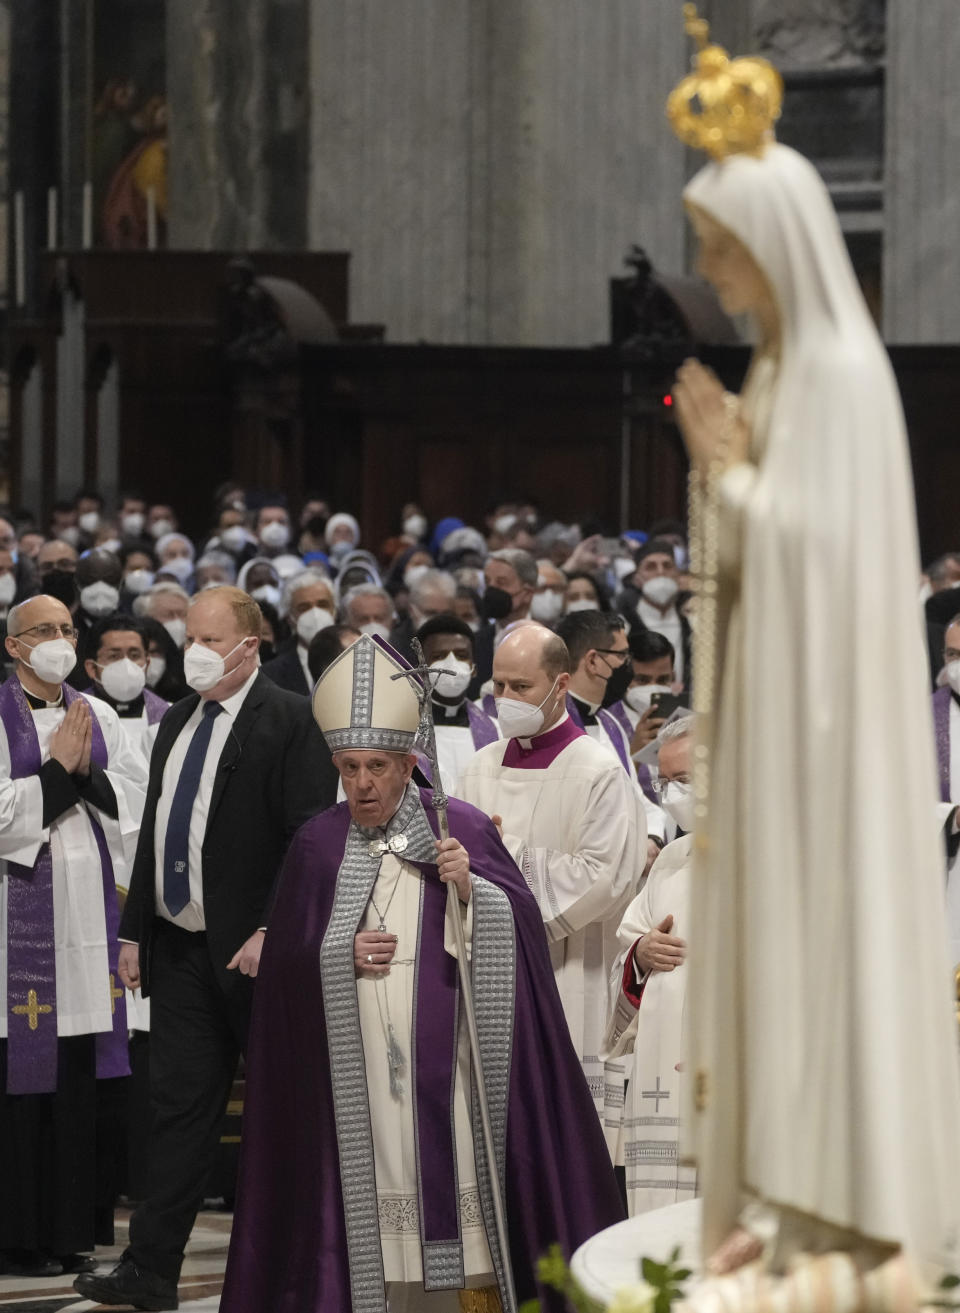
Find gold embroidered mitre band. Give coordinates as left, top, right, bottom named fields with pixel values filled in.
left=311, top=633, right=421, bottom=754
left=666, top=3, right=783, bottom=161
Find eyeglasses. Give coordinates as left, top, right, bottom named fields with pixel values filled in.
left=13, top=622, right=78, bottom=641
left=594, top=647, right=630, bottom=664
left=652, top=774, right=691, bottom=796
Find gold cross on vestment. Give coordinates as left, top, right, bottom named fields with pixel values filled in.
left=12, top=988, right=53, bottom=1031
left=110, top=973, right=124, bottom=1014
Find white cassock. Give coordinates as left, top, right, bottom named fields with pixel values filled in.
left=84, top=691, right=158, bottom=1031
left=603, top=835, right=696, bottom=1216
left=357, top=852, right=493, bottom=1306
left=569, top=697, right=667, bottom=844
left=684, top=144, right=960, bottom=1277
left=457, top=714, right=646, bottom=1156
left=432, top=707, right=500, bottom=797
left=0, top=697, right=148, bottom=1038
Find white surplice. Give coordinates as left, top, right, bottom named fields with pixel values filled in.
left=0, top=696, right=148, bottom=1037
left=357, top=852, right=493, bottom=1287
left=457, top=723, right=646, bottom=1156
left=684, top=144, right=960, bottom=1277
left=603, top=836, right=697, bottom=1216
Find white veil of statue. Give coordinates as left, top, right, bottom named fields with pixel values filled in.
left=682, top=140, right=960, bottom=1280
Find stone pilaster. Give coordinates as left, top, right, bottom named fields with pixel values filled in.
left=308, top=0, right=688, bottom=346
left=884, top=0, right=960, bottom=343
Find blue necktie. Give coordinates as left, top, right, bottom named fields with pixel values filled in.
left=163, top=701, right=224, bottom=916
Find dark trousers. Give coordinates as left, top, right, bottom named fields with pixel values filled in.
left=0, top=1034, right=97, bottom=1256
left=127, top=921, right=252, bottom=1281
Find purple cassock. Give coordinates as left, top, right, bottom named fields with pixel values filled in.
left=219, top=785, right=624, bottom=1313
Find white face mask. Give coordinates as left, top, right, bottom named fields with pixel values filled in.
left=99, top=538, right=122, bottom=556
left=124, top=568, right=155, bottom=595
left=296, top=605, right=335, bottom=644
left=220, top=525, right=249, bottom=554
left=530, top=590, right=564, bottom=625
left=495, top=677, right=560, bottom=740
left=251, top=583, right=281, bottom=608
left=613, top=557, right=638, bottom=582
left=493, top=514, right=517, bottom=536
left=99, top=656, right=147, bottom=702
left=660, top=780, right=694, bottom=833
left=150, top=518, right=174, bottom=539
left=624, top=682, right=672, bottom=716
left=942, top=660, right=960, bottom=696
left=0, top=573, right=16, bottom=606
left=78, top=511, right=101, bottom=535
left=403, top=564, right=431, bottom=591
left=60, top=525, right=80, bottom=547
left=145, top=654, right=166, bottom=688
left=358, top=621, right=391, bottom=642
left=565, top=598, right=597, bottom=614
left=429, top=656, right=473, bottom=701
left=121, top=512, right=145, bottom=538
left=330, top=540, right=354, bottom=563
left=259, top=521, right=290, bottom=550
left=162, top=555, right=193, bottom=584
left=184, top=637, right=253, bottom=693
left=163, top=618, right=187, bottom=648
left=642, top=576, right=679, bottom=608
left=80, top=581, right=121, bottom=617
left=20, top=636, right=77, bottom=685
left=403, top=514, right=427, bottom=540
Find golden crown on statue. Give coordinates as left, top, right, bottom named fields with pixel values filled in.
left=666, top=4, right=783, bottom=161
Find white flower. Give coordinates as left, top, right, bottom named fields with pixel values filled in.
left=608, top=1280, right=658, bottom=1313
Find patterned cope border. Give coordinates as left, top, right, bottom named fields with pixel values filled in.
left=318, top=785, right=518, bottom=1313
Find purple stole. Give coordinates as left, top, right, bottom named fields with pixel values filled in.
left=416, top=701, right=499, bottom=784
left=605, top=699, right=658, bottom=803
left=1, top=679, right=129, bottom=1094
left=934, top=686, right=953, bottom=804
left=143, top=688, right=170, bottom=727
left=565, top=694, right=631, bottom=773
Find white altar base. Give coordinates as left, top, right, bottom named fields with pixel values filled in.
left=572, top=1199, right=703, bottom=1305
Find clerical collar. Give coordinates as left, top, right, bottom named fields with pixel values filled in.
left=431, top=695, right=468, bottom=725
left=96, top=687, right=146, bottom=719
left=516, top=709, right=570, bottom=751
left=22, top=685, right=64, bottom=712
left=569, top=692, right=601, bottom=724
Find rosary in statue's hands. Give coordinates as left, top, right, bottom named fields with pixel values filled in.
left=673, top=358, right=750, bottom=474
left=435, top=837, right=472, bottom=904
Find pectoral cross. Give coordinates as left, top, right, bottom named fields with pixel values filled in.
left=110, top=973, right=124, bottom=1014
left=642, top=1076, right=671, bottom=1112
left=12, top=989, right=53, bottom=1031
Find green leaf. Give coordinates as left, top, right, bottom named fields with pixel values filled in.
left=518, top=1301, right=542, bottom=1313
left=674, top=1268, right=693, bottom=1282
left=941, top=1276, right=960, bottom=1291
left=670, top=1245, right=681, bottom=1263
left=642, top=1257, right=668, bottom=1284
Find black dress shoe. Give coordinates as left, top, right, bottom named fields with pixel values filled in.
left=59, top=1252, right=98, bottom=1274
left=0, top=1249, right=62, bottom=1277
left=74, top=1255, right=179, bottom=1310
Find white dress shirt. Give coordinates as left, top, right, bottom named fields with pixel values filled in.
left=297, top=642, right=312, bottom=691
left=153, top=669, right=259, bottom=930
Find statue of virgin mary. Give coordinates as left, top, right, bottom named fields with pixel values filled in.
left=669, top=7, right=960, bottom=1291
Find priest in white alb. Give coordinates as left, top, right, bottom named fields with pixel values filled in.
left=457, top=623, right=647, bottom=1156
left=0, top=595, right=147, bottom=1275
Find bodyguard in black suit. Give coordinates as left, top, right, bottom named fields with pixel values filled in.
left=77, top=587, right=337, bottom=1311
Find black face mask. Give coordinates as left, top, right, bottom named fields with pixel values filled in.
left=480, top=586, right=513, bottom=622
left=40, top=569, right=77, bottom=609
left=601, top=655, right=634, bottom=709
left=305, top=514, right=327, bottom=540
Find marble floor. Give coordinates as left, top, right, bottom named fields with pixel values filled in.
left=0, top=1207, right=230, bottom=1312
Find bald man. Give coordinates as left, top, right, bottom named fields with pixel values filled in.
left=457, top=624, right=646, bottom=1158
left=0, top=595, right=147, bottom=1275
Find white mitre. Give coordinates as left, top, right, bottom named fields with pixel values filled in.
left=312, top=634, right=421, bottom=754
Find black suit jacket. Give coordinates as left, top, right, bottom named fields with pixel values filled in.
left=118, top=671, right=338, bottom=995
left=261, top=642, right=310, bottom=696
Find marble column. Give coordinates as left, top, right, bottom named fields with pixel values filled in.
left=308, top=0, right=688, bottom=346
left=166, top=0, right=309, bottom=250
left=884, top=0, right=960, bottom=343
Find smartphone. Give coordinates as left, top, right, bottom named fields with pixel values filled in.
left=649, top=692, right=688, bottom=719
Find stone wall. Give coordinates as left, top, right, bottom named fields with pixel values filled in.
left=307, top=0, right=688, bottom=346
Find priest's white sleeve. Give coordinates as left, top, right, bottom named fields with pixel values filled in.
left=602, top=872, right=658, bottom=1061
left=0, top=720, right=46, bottom=867
left=501, top=767, right=644, bottom=943
left=85, top=700, right=149, bottom=883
